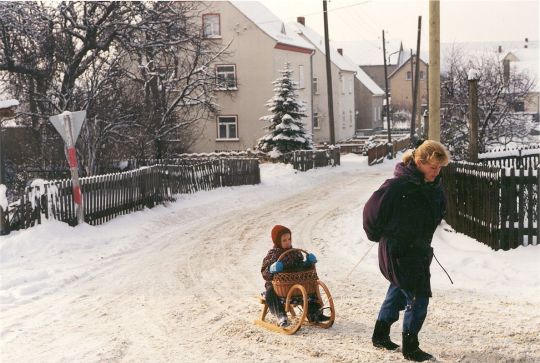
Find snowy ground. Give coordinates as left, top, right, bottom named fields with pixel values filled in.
left=1, top=154, right=539, bottom=363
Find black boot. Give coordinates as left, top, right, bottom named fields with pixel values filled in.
left=372, top=320, right=399, bottom=350
left=402, top=332, right=433, bottom=362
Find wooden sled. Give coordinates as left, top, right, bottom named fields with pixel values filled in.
left=254, top=249, right=336, bottom=335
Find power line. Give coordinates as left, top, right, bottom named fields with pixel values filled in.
left=237, top=1, right=373, bottom=27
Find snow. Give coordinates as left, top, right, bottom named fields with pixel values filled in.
left=0, top=99, right=19, bottom=109
left=478, top=147, right=540, bottom=159
left=1, top=154, right=539, bottom=362
left=468, top=68, right=481, bottom=80
left=290, top=22, right=357, bottom=72
left=0, top=184, right=7, bottom=210
left=230, top=1, right=314, bottom=52
left=355, top=66, right=385, bottom=96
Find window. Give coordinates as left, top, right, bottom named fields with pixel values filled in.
left=216, top=65, right=237, bottom=90
left=349, top=110, right=353, bottom=127
left=349, top=79, right=353, bottom=94
left=313, top=77, right=319, bottom=94
left=420, top=71, right=425, bottom=80
left=313, top=112, right=320, bottom=129
left=340, top=74, right=346, bottom=94
left=514, top=101, right=525, bottom=112
left=298, top=65, right=305, bottom=89
left=341, top=111, right=346, bottom=128
left=217, top=116, right=238, bottom=139
left=203, top=14, right=220, bottom=38
left=406, top=71, right=412, bottom=80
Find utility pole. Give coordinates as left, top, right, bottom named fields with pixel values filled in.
left=411, top=16, right=422, bottom=143
left=323, top=0, right=335, bottom=144
left=410, top=49, right=415, bottom=106
left=428, top=0, right=441, bottom=141
left=382, top=30, right=392, bottom=157
left=468, top=74, right=480, bottom=162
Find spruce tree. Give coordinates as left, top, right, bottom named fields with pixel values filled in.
left=256, top=63, right=313, bottom=157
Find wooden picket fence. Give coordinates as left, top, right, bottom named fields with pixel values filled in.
left=478, top=145, right=540, bottom=169
left=367, top=136, right=411, bottom=165
left=283, top=148, right=340, bottom=172
left=2, top=158, right=260, bottom=233
left=442, top=161, right=538, bottom=250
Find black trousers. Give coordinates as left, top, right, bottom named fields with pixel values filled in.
left=265, top=286, right=321, bottom=319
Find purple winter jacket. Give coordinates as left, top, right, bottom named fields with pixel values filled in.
left=363, top=161, right=446, bottom=297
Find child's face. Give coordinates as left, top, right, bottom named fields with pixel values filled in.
left=280, top=233, right=292, bottom=249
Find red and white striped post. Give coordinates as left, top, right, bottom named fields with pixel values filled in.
left=50, top=111, right=86, bottom=225
left=63, top=113, right=84, bottom=224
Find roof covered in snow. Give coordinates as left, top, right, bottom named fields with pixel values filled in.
left=333, top=39, right=413, bottom=66
left=440, top=41, right=539, bottom=92
left=230, top=1, right=314, bottom=51
left=0, top=99, right=19, bottom=109
left=355, top=66, right=384, bottom=96
left=289, top=22, right=356, bottom=72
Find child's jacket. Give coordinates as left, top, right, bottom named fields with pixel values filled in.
left=261, top=247, right=304, bottom=289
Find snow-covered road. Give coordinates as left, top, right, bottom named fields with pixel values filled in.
left=1, top=155, right=539, bottom=362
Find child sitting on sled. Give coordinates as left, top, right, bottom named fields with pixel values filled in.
left=260, top=224, right=330, bottom=327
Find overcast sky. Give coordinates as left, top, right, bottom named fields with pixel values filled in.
left=260, top=0, right=539, bottom=48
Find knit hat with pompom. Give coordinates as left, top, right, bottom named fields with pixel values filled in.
left=271, top=225, right=291, bottom=248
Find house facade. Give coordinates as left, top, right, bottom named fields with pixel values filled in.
left=503, top=47, right=539, bottom=118
left=291, top=19, right=356, bottom=143
left=388, top=54, right=429, bottom=113
left=189, top=1, right=315, bottom=153
left=354, top=67, right=384, bottom=130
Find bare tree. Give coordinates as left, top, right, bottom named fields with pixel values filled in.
left=122, top=2, right=229, bottom=159
left=441, top=46, right=535, bottom=159
left=0, top=1, right=228, bottom=175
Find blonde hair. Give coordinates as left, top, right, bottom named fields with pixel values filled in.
left=402, top=140, right=450, bottom=166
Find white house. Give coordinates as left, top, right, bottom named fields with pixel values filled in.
left=291, top=19, right=357, bottom=143
left=189, top=1, right=315, bottom=153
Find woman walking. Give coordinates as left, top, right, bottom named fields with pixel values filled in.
left=363, top=140, right=450, bottom=362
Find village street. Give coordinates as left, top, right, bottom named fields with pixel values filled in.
left=1, top=156, right=538, bottom=363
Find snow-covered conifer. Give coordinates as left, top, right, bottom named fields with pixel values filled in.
left=256, top=63, right=313, bottom=157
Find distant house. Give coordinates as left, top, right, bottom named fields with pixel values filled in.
left=189, top=1, right=315, bottom=153
left=502, top=46, right=539, bottom=119
left=354, top=66, right=384, bottom=130
left=291, top=19, right=357, bottom=143
left=388, top=53, right=429, bottom=113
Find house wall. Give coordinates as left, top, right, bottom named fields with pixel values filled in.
left=354, top=79, right=383, bottom=130
left=189, top=1, right=313, bottom=153
left=389, top=59, right=429, bottom=112
left=360, top=65, right=397, bottom=91
left=525, top=91, right=539, bottom=114
left=311, top=57, right=355, bottom=143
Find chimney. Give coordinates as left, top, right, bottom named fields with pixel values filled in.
left=297, top=17, right=305, bottom=26
left=525, top=37, right=528, bottom=48
left=498, top=45, right=502, bottom=53
left=503, top=59, right=510, bottom=85
left=337, top=48, right=343, bottom=56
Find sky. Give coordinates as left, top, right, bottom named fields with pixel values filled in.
left=260, top=0, right=539, bottom=49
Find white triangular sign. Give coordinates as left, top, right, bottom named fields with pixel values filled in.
left=49, top=110, right=86, bottom=143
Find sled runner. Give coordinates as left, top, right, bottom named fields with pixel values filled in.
left=254, top=248, right=335, bottom=335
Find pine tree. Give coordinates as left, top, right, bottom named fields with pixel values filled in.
left=256, top=63, right=313, bottom=157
